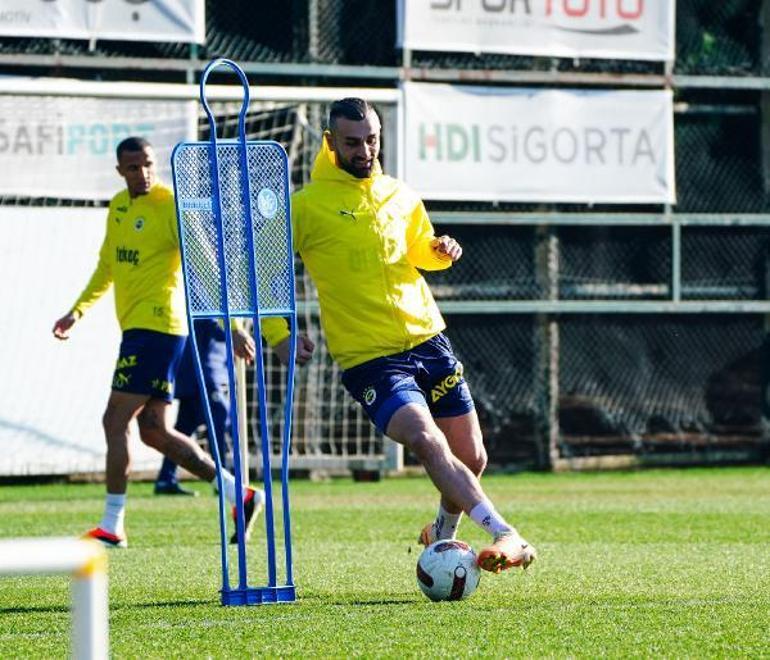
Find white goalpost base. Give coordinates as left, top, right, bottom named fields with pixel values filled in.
left=0, top=537, right=108, bottom=660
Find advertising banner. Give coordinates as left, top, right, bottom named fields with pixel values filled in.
left=398, top=0, right=675, bottom=61
left=0, top=95, right=197, bottom=200
left=403, top=81, right=675, bottom=204
left=0, top=0, right=205, bottom=43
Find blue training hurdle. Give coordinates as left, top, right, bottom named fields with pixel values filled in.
left=171, top=58, right=298, bottom=606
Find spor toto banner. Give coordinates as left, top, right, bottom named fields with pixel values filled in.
left=398, top=0, right=675, bottom=61
left=0, top=0, right=205, bottom=43
left=403, top=82, right=675, bottom=204
left=0, top=95, right=196, bottom=200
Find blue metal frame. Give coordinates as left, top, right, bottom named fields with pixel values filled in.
left=171, top=58, right=297, bottom=606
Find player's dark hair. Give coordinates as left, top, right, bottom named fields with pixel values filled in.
left=116, top=136, right=152, bottom=161
left=328, top=98, right=376, bottom=130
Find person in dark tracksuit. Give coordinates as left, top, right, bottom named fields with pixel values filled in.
left=154, top=320, right=232, bottom=496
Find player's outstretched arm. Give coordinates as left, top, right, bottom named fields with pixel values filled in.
left=273, top=334, right=315, bottom=366
left=52, top=311, right=78, bottom=340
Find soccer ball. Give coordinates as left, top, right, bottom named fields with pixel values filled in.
left=416, top=539, right=481, bottom=601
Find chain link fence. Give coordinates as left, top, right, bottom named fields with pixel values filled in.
left=558, top=315, right=765, bottom=457
left=442, top=313, right=766, bottom=466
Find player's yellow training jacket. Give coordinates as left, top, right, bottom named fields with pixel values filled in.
left=71, top=184, right=187, bottom=336
left=262, top=140, right=452, bottom=369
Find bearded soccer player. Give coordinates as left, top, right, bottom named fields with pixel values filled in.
left=263, top=99, right=536, bottom=573
left=52, top=137, right=263, bottom=548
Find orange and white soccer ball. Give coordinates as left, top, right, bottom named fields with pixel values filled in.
left=416, top=540, right=481, bottom=601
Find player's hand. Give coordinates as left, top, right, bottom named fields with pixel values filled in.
left=274, top=334, right=315, bottom=366
left=432, top=235, right=463, bottom=262
left=232, top=328, right=256, bottom=364
left=295, top=334, right=316, bottom=364
left=52, top=312, right=78, bottom=340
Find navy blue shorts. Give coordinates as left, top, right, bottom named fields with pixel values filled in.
left=341, top=333, right=475, bottom=434
left=111, top=329, right=186, bottom=402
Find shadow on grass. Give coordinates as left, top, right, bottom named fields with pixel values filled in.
left=2, top=599, right=216, bottom=615
left=1, top=605, right=69, bottom=615
left=123, top=596, right=418, bottom=608
left=349, top=598, right=418, bottom=606
left=112, top=599, right=214, bottom=611
left=296, top=591, right=419, bottom=607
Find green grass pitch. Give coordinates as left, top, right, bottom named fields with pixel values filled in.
left=1, top=467, right=768, bottom=657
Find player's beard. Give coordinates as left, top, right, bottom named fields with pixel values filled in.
left=338, top=153, right=374, bottom=179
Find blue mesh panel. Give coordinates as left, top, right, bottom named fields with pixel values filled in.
left=172, top=140, right=292, bottom=316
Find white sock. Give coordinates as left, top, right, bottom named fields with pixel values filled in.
left=99, top=493, right=126, bottom=537
left=213, top=471, right=237, bottom=504
left=212, top=472, right=264, bottom=506
left=433, top=504, right=463, bottom=540
left=469, top=500, right=515, bottom=537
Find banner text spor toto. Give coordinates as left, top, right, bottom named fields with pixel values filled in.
left=0, top=95, right=196, bottom=200
left=404, top=82, right=675, bottom=204
left=398, top=0, right=675, bottom=61
left=0, top=0, right=205, bottom=43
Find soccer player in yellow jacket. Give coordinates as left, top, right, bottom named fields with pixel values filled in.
left=52, top=137, right=263, bottom=548
left=264, top=99, right=536, bottom=573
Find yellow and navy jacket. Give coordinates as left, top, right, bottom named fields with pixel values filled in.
left=262, top=140, right=452, bottom=369
left=71, top=184, right=187, bottom=336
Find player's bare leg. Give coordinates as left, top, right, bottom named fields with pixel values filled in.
left=102, top=391, right=148, bottom=494
left=419, top=411, right=488, bottom=545
left=85, top=391, right=150, bottom=547
left=136, top=400, right=218, bottom=482
left=387, top=403, right=535, bottom=572
left=438, top=412, right=535, bottom=571
left=387, top=404, right=486, bottom=512
left=137, top=400, right=264, bottom=543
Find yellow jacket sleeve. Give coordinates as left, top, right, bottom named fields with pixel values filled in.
left=71, top=228, right=113, bottom=319
left=405, top=201, right=452, bottom=272
left=260, top=317, right=290, bottom=346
